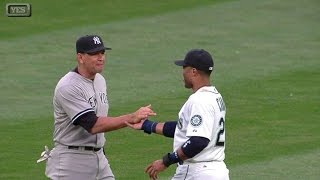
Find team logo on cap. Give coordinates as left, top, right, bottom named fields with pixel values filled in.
left=190, top=115, right=202, bottom=127
left=93, top=36, right=101, bottom=44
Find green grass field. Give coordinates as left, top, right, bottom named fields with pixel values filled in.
left=1, top=0, right=319, bottom=179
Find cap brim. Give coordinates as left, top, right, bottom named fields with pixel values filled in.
left=85, top=46, right=112, bottom=53
left=174, top=60, right=186, bottom=66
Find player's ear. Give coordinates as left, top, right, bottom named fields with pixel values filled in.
left=191, top=68, right=199, bottom=76
left=77, top=53, right=84, bottom=64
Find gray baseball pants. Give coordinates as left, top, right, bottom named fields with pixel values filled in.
left=45, top=145, right=115, bottom=180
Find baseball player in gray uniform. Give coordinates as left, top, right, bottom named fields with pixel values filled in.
left=127, top=49, right=229, bottom=180
left=38, top=35, right=156, bottom=180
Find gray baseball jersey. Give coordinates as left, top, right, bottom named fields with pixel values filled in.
left=53, top=71, right=108, bottom=148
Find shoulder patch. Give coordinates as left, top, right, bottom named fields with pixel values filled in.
left=190, top=115, right=202, bottom=127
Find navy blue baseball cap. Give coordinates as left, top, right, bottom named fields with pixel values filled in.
left=76, top=35, right=111, bottom=53
left=174, top=49, right=214, bottom=72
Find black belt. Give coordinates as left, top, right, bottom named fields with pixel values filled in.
left=68, top=146, right=101, bottom=152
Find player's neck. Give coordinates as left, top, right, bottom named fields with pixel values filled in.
left=192, top=81, right=211, bottom=93
left=191, top=74, right=212, bottom=92
left=77, top=66, right=95, bottom=80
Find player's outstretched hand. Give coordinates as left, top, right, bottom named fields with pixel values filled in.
left=125, top=120, right=144, bottom=130
left=145, top=159, right=167, bottom=180
left=132, top=104, right=156, bottom=124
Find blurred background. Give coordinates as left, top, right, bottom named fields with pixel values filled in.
left=0, top=0, right=319, bottom=179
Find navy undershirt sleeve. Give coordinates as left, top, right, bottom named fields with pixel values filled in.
left=73, top=111, right=98, bottom=133
left=181, top=136, right=210, bottom=158
left=163, top=121, right=177, bottom=138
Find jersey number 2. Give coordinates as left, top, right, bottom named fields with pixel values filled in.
left=215, top=118, right=225, bottom=146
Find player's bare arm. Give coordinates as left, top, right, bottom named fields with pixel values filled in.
left=145, top=147, right=188, bottom=180
left=125, top=120, right=165, bottom=135
left=145, top=136, right=209, bottom=179
left=90, top=105, right=156, bottom=134
left=126, top=119, right=176, bottom=137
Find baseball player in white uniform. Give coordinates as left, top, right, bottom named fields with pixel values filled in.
left=127, top=49, right=229, bottom=180
left=37, top=35, right=156, bottom=180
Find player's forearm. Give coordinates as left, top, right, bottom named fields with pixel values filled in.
left=141, top=120, right=176, bottom=137
left=162, top=147, right=192, bottom=167
left=176, top=148, right=189, bottom=161
left=91, top=114, right=134, bottom=134
left=162, top=136, right=210, bottom=167
left=155, top=123, right=164, bottom=135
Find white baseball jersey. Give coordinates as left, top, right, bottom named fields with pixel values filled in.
left=174, top=86, right=226, bottom=163
left=53, top=71, right=108, bottom=148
